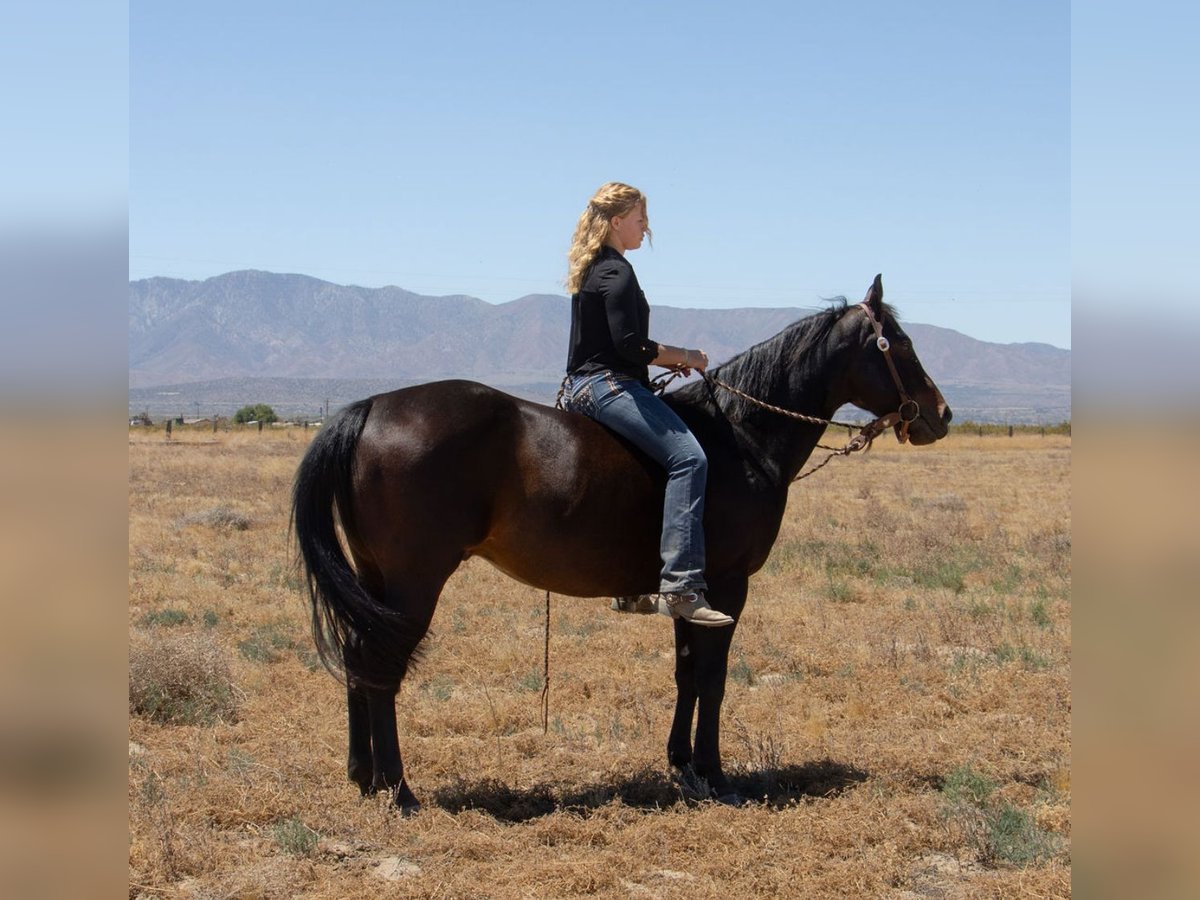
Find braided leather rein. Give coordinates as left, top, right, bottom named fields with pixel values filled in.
left=678, top=302, right=916, bottom=481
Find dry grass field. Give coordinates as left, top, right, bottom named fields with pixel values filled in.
left=129, top=424, right=1071, bottom=898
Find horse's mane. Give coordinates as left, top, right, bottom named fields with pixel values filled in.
left=672, top=298, right=898, bottom=418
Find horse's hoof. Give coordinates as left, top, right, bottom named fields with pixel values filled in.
left=394, top=784, right=421, bottom=816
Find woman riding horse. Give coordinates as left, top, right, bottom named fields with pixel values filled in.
left=563, top=182, right=732, bottom=627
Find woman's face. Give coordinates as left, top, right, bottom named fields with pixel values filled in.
left=609, top=204, right=647, bottom=253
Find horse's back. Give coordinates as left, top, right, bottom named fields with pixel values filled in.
left=349, top=380, right=664, bottom=595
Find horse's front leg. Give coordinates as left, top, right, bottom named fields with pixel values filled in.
left=690, top=578, right=747, bottom=801
left=686, top=625, right=737, bottom=799
left=668, top=619, right=698, bottom=769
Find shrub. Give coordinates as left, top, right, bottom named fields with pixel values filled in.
left=176, top=506, right=252, bottom=531
left=941, top=763, right=1059, bottom=866
left=516, top=670, right=544, bottom=693
left=139, top=608, right=191, bottom=628
left=982, top=803, right=1059, bottom=865
left=729, top=657, right=756, bottom=686
left=238, top=623, right=298, bottom=663
left=129, top=632, right=239, bottom=725
left=941, top=763, right=995, bottom=806
left=272, top=818, right=320, bottom=856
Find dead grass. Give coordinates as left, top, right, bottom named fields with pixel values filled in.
left=128, top=426, right=1071, bottom=897
left=128, top=631, right=240, bottom=726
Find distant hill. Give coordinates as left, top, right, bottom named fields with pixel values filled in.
left=129, top=270, right=1070, bottom=423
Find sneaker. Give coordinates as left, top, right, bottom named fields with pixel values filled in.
left=610, top=595, right=659, bottom=614
left=658, top=591, right=734, bottom=627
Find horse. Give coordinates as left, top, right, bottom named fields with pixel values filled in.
left=292, top=275, right=951, bottom=812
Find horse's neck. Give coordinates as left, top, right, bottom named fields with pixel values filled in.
left=700, top=349, right=850, bottom=487
left=735, top=401, right=834, bottom=487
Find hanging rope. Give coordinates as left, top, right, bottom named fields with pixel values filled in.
left=541, top=590, right=551, bottom=734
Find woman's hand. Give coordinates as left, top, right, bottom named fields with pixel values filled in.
left=681, top=348, right=709, bottom=375
left=653, top=344, right=708, bottom=375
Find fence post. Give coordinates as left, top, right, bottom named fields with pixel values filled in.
left=165, top=419, right=172, bottom=440
left=258, top=420, right=264, bottom=433
left=1008, top=425, right=1013, bottom=438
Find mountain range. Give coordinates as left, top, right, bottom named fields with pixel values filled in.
left=129, top=270, right=1070, bottom=423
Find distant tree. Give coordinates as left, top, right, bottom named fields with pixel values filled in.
left=233, top=403, right=278, bottom=425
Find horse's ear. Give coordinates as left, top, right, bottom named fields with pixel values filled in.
left=862, top=274, right=884, bottom=317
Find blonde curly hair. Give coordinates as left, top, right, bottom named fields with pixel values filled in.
left=565, top=182, right=652, bottom=294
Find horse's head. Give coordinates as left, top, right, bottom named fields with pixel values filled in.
left=841, top=275, right=951, bottom=446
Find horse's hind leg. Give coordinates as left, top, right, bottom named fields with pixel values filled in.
left=367, top=685, right=421, bottom=813
left=363, top=573, right=448, bottom=813
left=346, top=681, right=373, bottom=795
left=344, top=625, right=419, bottom=810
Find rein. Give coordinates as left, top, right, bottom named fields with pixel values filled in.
left=653, top=303, right=920, bottom=482
left=701, top=371, right=899, bottom=481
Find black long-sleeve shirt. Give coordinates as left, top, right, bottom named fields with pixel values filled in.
left=565, top=246, right=658, bottom=383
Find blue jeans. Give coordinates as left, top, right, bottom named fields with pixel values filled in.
left=565, top=370, right=708, bottom=593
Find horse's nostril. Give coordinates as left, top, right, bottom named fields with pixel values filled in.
left=941, top=404, right=953, bottom=424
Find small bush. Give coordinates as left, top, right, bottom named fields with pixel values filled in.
left=920, top=493, right=968, bottom=512
left=993, top=643, right=1051, bottom=671
left=729, top=657, right=755, bottom=686
left=267, top=561, right=304, bottom=592
left=983, top=802, right=1059, bottom=865
left=139, top=608, right=191, bottom=628
left=516, top=670, right=544, bottom=693
left=825, top=577, right=856, bottom=603
left=914, top=559, right=969, bottom=594
left=272, top=817, right=320, bottom=856
left=295, top=647, right=322, bottom=671
left=422, top=673, right=455, bottom=701
left=238, top=623, right=297, bottom=663
left=990, top=564, right=1023, bottom=595
left=129, top=632, right=239, bottom=725
left=176, top=506, right=252, bottom=531
left=941, top=763, right=1059, bottom=867
left=942, top=763, right=995, bottom=806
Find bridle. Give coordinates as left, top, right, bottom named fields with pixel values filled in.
left=856, top=301, right=921, bottom=445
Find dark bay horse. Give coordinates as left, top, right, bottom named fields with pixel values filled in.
left=292, top=275, right=951, bottom=811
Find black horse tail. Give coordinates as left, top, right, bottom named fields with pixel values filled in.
left=291, top=398, right=419, bottom=689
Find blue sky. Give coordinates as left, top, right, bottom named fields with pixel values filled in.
left=130, top=1, right=1070, bottom=348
